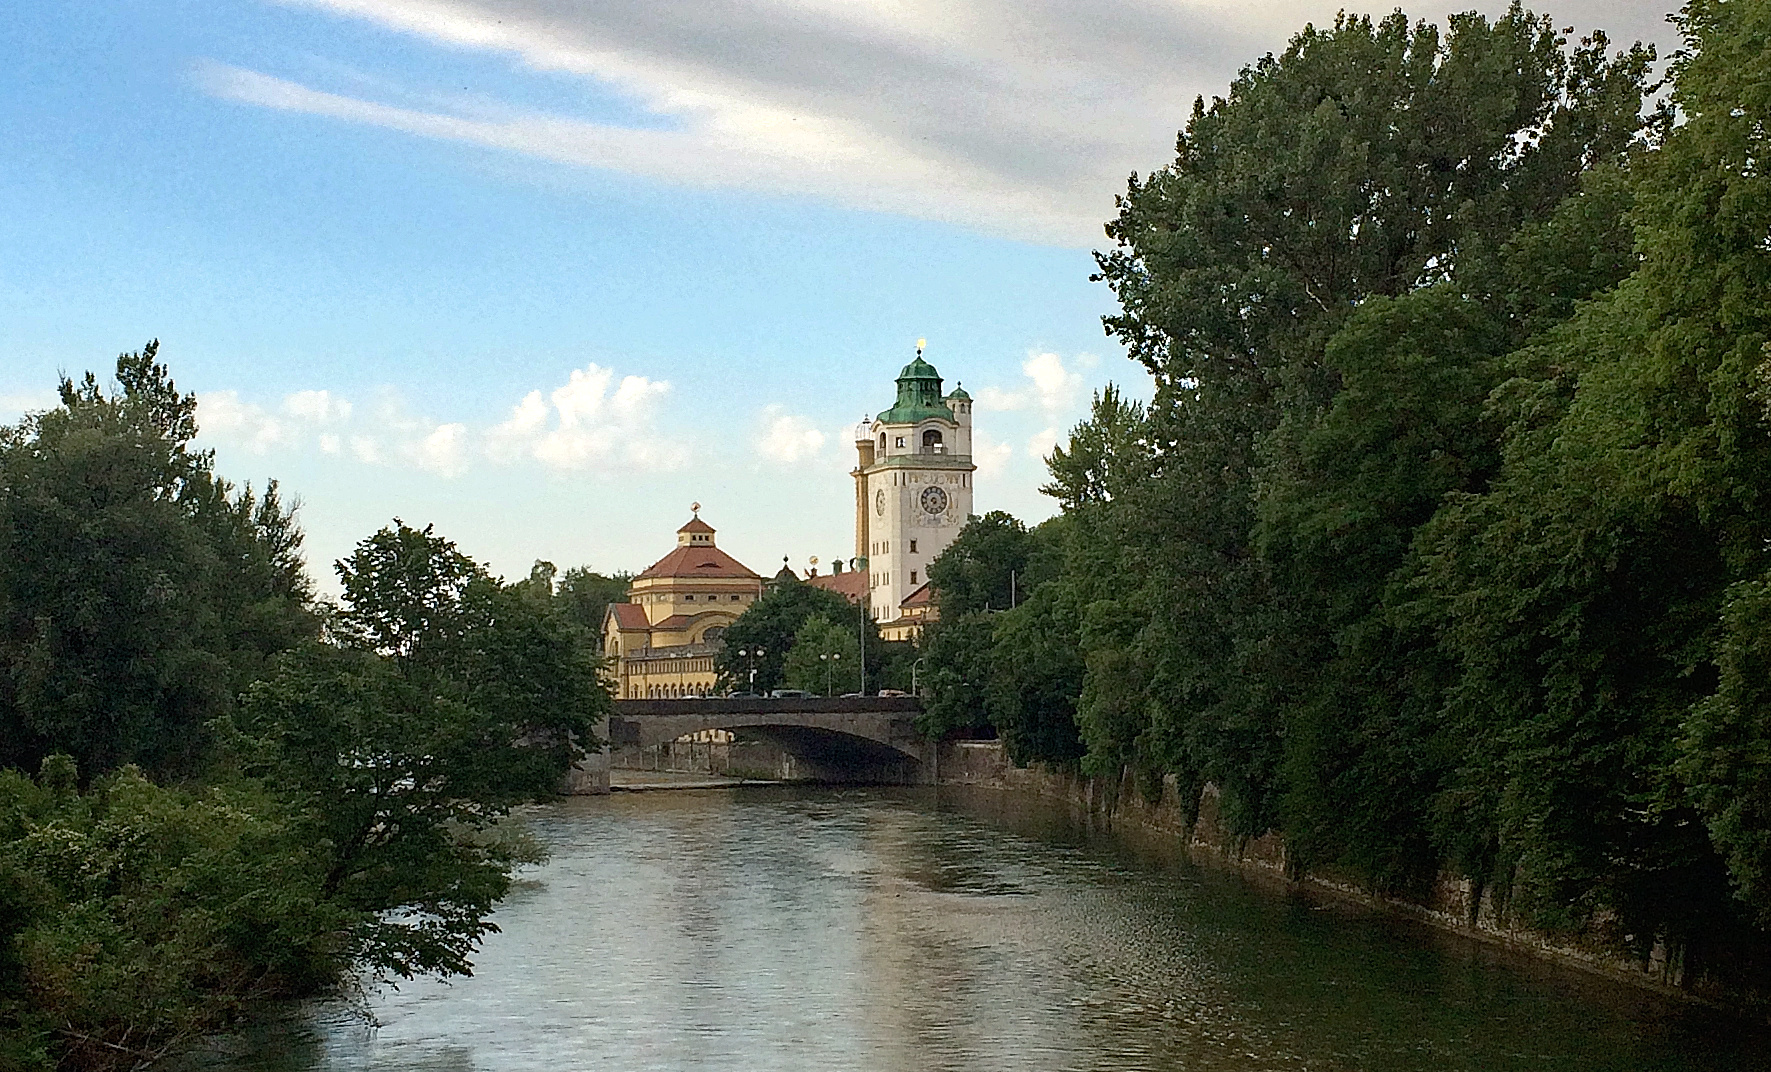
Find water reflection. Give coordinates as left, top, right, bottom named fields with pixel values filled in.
left=169, top=786, right=1767, bottom=1072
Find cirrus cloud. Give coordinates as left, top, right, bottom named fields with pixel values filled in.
left=199, top=1, right=1675, bottom=246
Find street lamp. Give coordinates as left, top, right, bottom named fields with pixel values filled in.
left=737, top=647, right=764, bottom=694
left=820, top=651, right=841, bottom=696
left=911, top=656, right=927, bottom=698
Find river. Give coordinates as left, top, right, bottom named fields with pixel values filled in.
left=176, top=786, right=1766, bottom=1071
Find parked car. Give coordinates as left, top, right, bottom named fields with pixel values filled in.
left=769, top=689, right=810, bottom=699
left=878, top=689, right=908, bottom=697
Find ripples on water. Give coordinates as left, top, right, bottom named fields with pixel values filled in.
left=174, top=786, right=1768, bottom=1072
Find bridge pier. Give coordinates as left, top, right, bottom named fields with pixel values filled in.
left=563, top=719, right=612, bottom=795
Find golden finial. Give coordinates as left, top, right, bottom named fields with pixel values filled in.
left=690, top=501, right=701, bottom=515
left=917, top=337, right=926, bottom=355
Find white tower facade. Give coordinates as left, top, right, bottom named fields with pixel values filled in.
left=853, top=351, right=976, bottom=625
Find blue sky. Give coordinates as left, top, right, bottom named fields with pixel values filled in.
left=1, top=0, right=1675, bottom=592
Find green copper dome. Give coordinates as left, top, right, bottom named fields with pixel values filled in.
left=877, top=354, right=956, bottom=424
left=945, top=383, right=971, bottom=401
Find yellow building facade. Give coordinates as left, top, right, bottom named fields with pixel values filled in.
left=601, top=513, right=764, bottom=699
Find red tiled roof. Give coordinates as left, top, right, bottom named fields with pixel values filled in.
left=608, top=603, right=650, bottom=630
left=808, top=570, right=868, bottom=604
left=653, top=609, right=741, bottom=630
left=677, top=516, right=715, bottom=534
left=900, top=582, right=935, bottom=608
left=635, top=544, right=760, bottom=580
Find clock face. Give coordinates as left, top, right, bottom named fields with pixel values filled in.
left=920, top=484, right=949, bottom=515
left=875, top=489, right=886, bottom=516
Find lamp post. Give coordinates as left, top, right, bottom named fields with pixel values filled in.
left=820, top=651, right=841, bottom=697
left=738, top=647, right=764, bottom=694
left=911, top=656, right=927, bottom=698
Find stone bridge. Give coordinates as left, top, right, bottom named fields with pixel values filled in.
left=602, top=695, right=930, bottom=784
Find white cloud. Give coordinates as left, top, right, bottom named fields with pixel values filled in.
left=192, top=360, right=679, bottom=478
left=487, top=362, right=682, bottom=471
left=406, top=422, right=470, bottom=476
left=1027, top=426, right=1061, bottom=461
left=349, top=435, right=384, bottom=464
left=971, top=428, right=1014, bottom=479
left=283, top=388, right=353, bottom=423
left=0, top=390, right=56, bottom=422
left=976, top=350, right=1088, bottom=418
left=755, top=408, right=827, bottom=466
left=196, top=390, right=295, bottom=453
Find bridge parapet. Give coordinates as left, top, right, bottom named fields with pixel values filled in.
left=607, top=696, right=928, bottom=780
left=613, top=696, right=922, bottom=718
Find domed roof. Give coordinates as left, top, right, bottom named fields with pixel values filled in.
left=877, top=351, right=953, bottom=424
left=946, top=382, right=971, bottom=401
left=854, top=416, right=875, bottom=443
left=897, top=355, right=941, bottom=381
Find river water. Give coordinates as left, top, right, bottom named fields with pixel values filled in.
left=181, top=786, right=1765, bottom=1072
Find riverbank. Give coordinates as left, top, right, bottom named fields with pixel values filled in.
left=934, top=738, right=1767, bottom=1017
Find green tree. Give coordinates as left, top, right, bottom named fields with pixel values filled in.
left=781, top=616, right=861, bottom=696
left=554, top=566, right=632, bottom=645
left=1069, top=4, right=1656, bottom=863
left=925, top=511, right=1033, bottom=616
left=918, top=611, right=995, bottom=739
left=715, top=580, right=879, bottom=694
left=1407, top=0, right=1771, bottom=957
left=989, top=585, right=1087, bottom=767
left=0, top=342, right=315, bottom=778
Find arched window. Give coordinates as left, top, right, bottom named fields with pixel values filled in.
left=703, top=626, right=725, bottom=642
left=922, top=428, right=943, bottom=451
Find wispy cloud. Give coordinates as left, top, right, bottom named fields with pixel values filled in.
left=193, top=0, right=1282, bottom=246
left=283, top=388, right=352, bottom=423
left=976, top=350, right=1089, bottom=418
left=196, top=390, right=297, bottom=453
left=197, top=2, right=1673, bottom=245
left=754, top=407, right=827, bottom=466
left=0, top=390, right=58, bottom=422
left=971, top=428, right=1015, bottom=479
left=196, top=361, right=682, bottom=476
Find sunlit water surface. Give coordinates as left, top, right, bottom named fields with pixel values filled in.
left=173, top=786, right=1767, bottom=1072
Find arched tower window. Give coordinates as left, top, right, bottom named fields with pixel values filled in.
left=921, top=429, right=943, bottom=452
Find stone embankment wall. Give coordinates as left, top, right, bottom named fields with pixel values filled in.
left=937, top=739, right=1725, bottom=1007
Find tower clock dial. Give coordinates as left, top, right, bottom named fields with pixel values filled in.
left=920, top=484, right=949, bottom=515
left=875, top=489, right=886, bottom=516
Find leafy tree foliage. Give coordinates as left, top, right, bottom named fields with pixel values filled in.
left=922, top=1, right=1771, bottom=985
left=552, top=566, right=632, bottom=644
left=781, top=615, right=861, bottom=695
left=0, top=348, right=613, bottom=1067
left=918, top=612, right=996, bottom=739
left=715, top=580, right=882, bottom=694
left=0, top=342, right=315, bottom=779
left=0, top=759, right=348, bottom=1071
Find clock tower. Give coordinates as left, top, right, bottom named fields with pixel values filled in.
left=852, top=345, right=975, bottom=628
